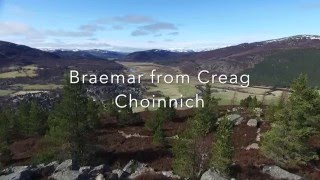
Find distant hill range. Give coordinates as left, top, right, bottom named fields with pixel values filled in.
left=0, top=41, right=123, bottom=71
left=120, top=35, right=320, bottom=87
left=49, top=49, right=127, bottom=60
left=1, top=35, right=320, bottom=86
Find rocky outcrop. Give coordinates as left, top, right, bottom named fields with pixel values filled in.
left=262, top=165, right=302, bottom=180
left=0, top=166, right=32, bottom=180
left=0, top=159, right=180, bottom=180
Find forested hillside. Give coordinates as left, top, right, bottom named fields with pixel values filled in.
left=242, top=49, right=320, bottom=87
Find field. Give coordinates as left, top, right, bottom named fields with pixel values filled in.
left=0, top=90, right=15, bottom=96
left=0, top=84, right=62, bottom=97
left=0, top=65, right=38, bottom=79
left=12, top=84, right=62, bottom=90
left=120, top=62, right=285, bottom=110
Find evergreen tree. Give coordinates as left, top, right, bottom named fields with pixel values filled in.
left=87, top=99, right=100, bottom=129
left=47, top=76, right=97, bottom=169
left=210, top=116, right=233, bottom=175
left=240, top=95, right=260, bottom=109
left=16, top=102, right=31, bottom=135
left=29, top=101, right=48, bottom=136
left=261, top=75, right=319, bottom=167
left=117, top=96, right=139, bottom=126
left=145, top=110, right=164, bottom=131
left=162, top=97, right=176, bottom=121
left=103, top=99, right=119, bottom=117
left=191, top=84, right=218, bottom=136
left=0, top=109, right=14, bottom=167
left=0, top=109, right=14, bottom=144
left=152, top=125, right=165, bottom=146
left=172, top=131, right=197, bottom=178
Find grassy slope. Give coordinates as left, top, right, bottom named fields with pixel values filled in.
left=242, top=49, right=320, bottom=87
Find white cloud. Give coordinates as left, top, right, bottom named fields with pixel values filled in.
left=0, top=21, right=32, bottom=36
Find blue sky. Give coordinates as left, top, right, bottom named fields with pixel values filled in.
left=0, top=0, right=319, bottom=51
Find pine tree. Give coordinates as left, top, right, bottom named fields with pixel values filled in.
left=152, top=125, right=165, bottom=146
left=145, top=107, right=166, bottom=132
left=0, top=109, right=14, bottom=167
left=16, top=102, right=31, bottom=135
left=172, top=131, right=197, bottom=178
left=163, top=96, right=176, bottom=121
left=47, top=75, right=97, bottom=169
left=87, top=99, right=100, bottom=129
left=0, top=109, right=14, bottom=144
left=29, top=101, right=48, bottom=136
left=117, top=96, right=139, bottom=126
left=261, top=75, right=319, bottom=167
left=103, top=99, right=119, bottom=117
left=191, top=84, right=218, bottom=136
left=210, top=116, right=233, bottom=175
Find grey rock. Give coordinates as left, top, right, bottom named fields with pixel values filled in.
left=31, top=161, right=59, bottom=176
left=256, top=128, right=261, bottom=142
left=160, top=171, right=181, bottom=179
left=105, top=172, right=118, bottom=180
left=79, top=166, right=91, bottom=174
left=112, top=169, right=124, bottom=179
left=245, top=143, right=259, bottom=150
left=247, top=119, right=258, bottom=127
left=235, top=117, right=244, bottom=125
left=95, top=173, right=105, bottom=180
left=49, top=170, right=82, bottom=180
left=89, top=164, right=108, bottom=176
left=128, top=165, right=153, bottom=179
left=200, top=168, right=227, bottom=180
left=227, top=114, right=241, bottom=122
left=55, top=159, right=72, bottom=172
left=123, top=160, right=136, bottom=174
left=262, top=165, right=302, bottom=180
left=0, top=166, right=33, bottom=180
left=218, top=114, right=242, bottom=125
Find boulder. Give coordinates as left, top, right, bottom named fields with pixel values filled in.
left=234, top=117, right=244, bottom=126
left=95, top=173, right=105, bottom=180
left=128, top=165, right=153, bottom=179
left=89, top=164, right=108, bottom=176
left=218, top=114, right=242, bottom=125
left=123, top=160, right=144, bottom=174
left=79, top=166, right=91, bottom=174
left=31, top=161, right=59, bottom=176
left=54, top=159, right=72, bottom=172
left=247, top=119, right=258, bottom=127
left=262, top=165, right=302, bottom=180
left=49, top=170, right=82, bottom=180
left=227, top=114, right=241, bottom=122
left=0, top=166, right=33, bottom=180
left=160, top=171, right=181, bottom=179
left=200, top=168, right=227, bottom=180
left=112, top=168, right=131, bottom=179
